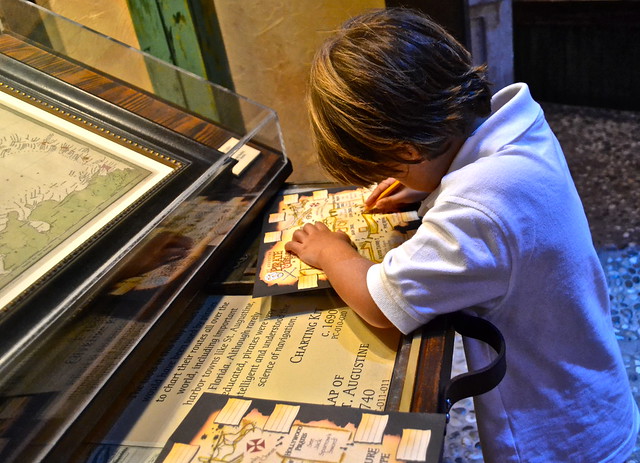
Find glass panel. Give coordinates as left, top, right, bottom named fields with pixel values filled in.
left=0, top=1, right=290, bottom=460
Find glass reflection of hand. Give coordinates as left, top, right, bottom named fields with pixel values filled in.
left=118, top=231, right=194, bottom=279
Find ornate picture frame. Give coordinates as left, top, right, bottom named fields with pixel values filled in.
left=0, top=82, right=182, bottom=309
left=0, top=49, right=224, bottom=314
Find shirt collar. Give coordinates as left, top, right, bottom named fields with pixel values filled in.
left=446, top=83, right=543, bottom=174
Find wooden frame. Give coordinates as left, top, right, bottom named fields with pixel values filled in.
left=0, top=42, right=230, bottom=319
left=0, top=82, right=181, bottom=310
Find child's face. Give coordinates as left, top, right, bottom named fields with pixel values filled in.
left=394, top=139, right=463, bottom=193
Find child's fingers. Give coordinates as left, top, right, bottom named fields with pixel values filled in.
left=371, top=197, right=394, bottom=213
left=365, top=178, right=398, bottom=208
left=284, top=238, right=301, bottom=254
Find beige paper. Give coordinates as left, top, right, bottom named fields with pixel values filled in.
left=103, top=294, right=400, bottom=446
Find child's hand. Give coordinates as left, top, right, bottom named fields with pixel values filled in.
left=364, top=178, right=429, bottom=213
left=284, top=222, right=357, bottom=270
left=285, top=222, right=393, bottom=329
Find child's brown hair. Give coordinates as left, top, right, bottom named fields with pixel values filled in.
left=308, top=8, right=492, bottom=186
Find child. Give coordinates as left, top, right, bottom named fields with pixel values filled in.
left=285, top=8, right=639, bottom=463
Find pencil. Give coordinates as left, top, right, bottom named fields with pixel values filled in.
left=376, top=180, right=402, bottom=201
left=364, top=180, right=402, bottom=212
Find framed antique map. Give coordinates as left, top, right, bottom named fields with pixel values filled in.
left=0, top=83, right=180, bottom=309
left=0, top=35, right=283, bottom=328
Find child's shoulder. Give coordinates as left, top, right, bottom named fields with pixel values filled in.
left=447, top=147, right=555, bottom=196
left=437, top=148, right=572, bottom=226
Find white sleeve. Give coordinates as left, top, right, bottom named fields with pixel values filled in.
left=367, top=197, right=512, bottom=334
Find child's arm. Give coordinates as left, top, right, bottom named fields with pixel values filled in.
left=284, top=222, right=394, bottom=329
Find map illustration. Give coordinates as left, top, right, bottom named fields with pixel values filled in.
left=0, top=88, right=174, bottom=309
left=254, top=187, right=420, bottom=297
left=157, top=393, right=445, bottom=463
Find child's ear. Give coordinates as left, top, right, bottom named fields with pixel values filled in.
left=401, top=145, right=424, bottom=162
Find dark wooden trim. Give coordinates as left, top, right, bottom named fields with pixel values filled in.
left=513, top=0, right=640, bottom=109
left=385, top=0, right=470, bottom=47
left=411, top=316, right=455, bottom=414
left=514, top=0, right=640, bottom=26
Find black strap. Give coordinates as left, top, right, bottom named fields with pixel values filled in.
left=444, top=311, right=507, bottom=413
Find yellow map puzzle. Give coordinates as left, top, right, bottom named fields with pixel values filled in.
left=254, top=186, right=420, bottom=297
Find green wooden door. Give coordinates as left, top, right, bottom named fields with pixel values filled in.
left=127, top=0, right=236, bottom=125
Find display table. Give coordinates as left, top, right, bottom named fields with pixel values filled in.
left=0, top=1, right=453, bottom=461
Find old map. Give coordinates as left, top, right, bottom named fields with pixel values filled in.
left=0, top=87, right=174, bottom=309
left=254, top=187, right=420, bottom=297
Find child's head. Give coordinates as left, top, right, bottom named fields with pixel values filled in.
left=308, top=8, right=492, bottom=186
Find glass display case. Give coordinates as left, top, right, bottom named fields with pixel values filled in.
left=0, top=0, right=291, bottom=460
left=0, top=2, right=461, bottom=462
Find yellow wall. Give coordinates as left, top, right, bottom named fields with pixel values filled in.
left=36, top=0, right=141, bottom=48
left=34, top=0, right=385, bottom=182
left=213, top=1, right=384, bottom=182
left=34, top=0, right=154, bottom=92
